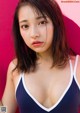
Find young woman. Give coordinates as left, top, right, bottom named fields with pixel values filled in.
left=0, top=0, right=80, bottom=113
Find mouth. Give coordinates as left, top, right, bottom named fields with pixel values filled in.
left=32, top=41, right=44, bottom=47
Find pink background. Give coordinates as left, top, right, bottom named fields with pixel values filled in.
left=56, top=0, right=80, bottom=54
left=0, top=0, right=18, bottom=96
left=0, top=0, right=80, bottom=113
left=56, top=0, right=80, bottom=27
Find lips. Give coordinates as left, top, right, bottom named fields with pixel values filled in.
left=32, top=41, right=44, bottom=47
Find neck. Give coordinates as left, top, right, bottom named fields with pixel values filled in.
left=37, top=51, right=53, bottom=66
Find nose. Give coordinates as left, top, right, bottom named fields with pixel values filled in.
left=30, top=26, right=40, bottom=39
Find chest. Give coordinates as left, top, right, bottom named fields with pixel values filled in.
left=16, top=77, right=80, bottom=113
left=15, top=68, right=71, bottom=108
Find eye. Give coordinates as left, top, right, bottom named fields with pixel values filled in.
left=20, top=25, right=29, bottom=30
left=39, top=20, right=47, bottom=25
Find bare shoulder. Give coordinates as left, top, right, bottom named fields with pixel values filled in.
left=76, top=55, right=80, bottom=85
left=77, top=55, right=80, bottom=64
left=77, top=55, right=80, bottom=72
left=8, top=58, right=17, bottom=70
left=70, top=54, right=80, bottom=67
left=7, top=58, right=18, bottom=79
left=70, top=55, right=80, bottom=84
left=69, top=55, right=76, bottom=66
left=2, top=58, right=18, bottom=113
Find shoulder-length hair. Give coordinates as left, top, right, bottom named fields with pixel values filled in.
left=13, top=0, right=71, bottom=73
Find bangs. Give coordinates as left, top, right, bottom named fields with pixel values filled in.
left=18, top=0, right=51, bottom=20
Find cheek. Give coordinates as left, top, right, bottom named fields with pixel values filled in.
left=48, top=25, right=54, bottom=35
left=20, top=29, right=26, bottom=39
left=20, top=30, right=30, bottom=45
left=39, top=27, right=47, bottom=40
left=47, top=25, right=54, bottom=41
left=20, top=29, right=28, bottom=40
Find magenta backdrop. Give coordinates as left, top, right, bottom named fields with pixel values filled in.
left=0, top=0, right=80, bottom=113
left=0, top=0, right=18, bottom=96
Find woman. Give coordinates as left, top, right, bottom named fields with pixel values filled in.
left=0, top=0, right=80, bottom=113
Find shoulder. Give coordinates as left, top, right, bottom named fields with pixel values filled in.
left=8, top=58, right=17, bottom=73
left=70, top=55, right=80, bottom=85
left=76, top=55, right=80, bottom=72
left=69, top=55, right=80, bottom=71
left=2, top=59, right=18, bottom=112
left=7, top=58, right=18, bottom=80
left=77, top=55, right=80, bottom=63
left=75, top=55, right=80, bottom=85
left=70, top=54, right=80, bottom=67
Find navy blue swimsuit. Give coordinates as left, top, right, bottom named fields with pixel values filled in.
left=16, top=56, right=80, bottom=113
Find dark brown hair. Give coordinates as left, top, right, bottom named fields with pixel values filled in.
left=13, top=0, right=71, bottom=73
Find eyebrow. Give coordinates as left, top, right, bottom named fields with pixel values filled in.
left=19, top=16, right=46, bottom=23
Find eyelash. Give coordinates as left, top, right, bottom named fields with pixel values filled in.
left=39, top=20, right=48, bottom=25
left=21, top=25, right=29, bottom=29
left=20, top=20, right=48, bottom=30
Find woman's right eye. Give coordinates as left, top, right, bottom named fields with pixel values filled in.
left=20, top=25, right=29, bottom=30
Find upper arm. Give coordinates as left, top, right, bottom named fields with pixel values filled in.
left=1, top=61, right=18, bottom=113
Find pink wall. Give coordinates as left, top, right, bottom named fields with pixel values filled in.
left=56, top=0, right=80, bottom=27
left=0, top=0, right=18, bottom=97
left=0, top=1, right=19, bottom=112
left=0, top=0, right=80, bottom=113
left=56, top=0, right=80, bottom=53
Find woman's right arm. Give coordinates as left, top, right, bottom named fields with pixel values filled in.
left=0, top=61, right=18, bottom=113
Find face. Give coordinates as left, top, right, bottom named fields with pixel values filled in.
left=18, top=4, right=54, bottom=54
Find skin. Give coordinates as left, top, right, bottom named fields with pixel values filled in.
left=19, top=5, right=54, bottom=57
left=76, top=58, right=80, bottom=86
left=0, top=4, right=80, bottom=113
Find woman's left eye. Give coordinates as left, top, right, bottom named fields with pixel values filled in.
left=39, top=21, right=47, bottom=25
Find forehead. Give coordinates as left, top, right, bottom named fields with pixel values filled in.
left=18, top=4, right=45, bottom=21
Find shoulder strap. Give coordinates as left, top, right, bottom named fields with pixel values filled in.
left=73, top=55, right=80, bottom=89
left=15, top=73, right=23, bottom=93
